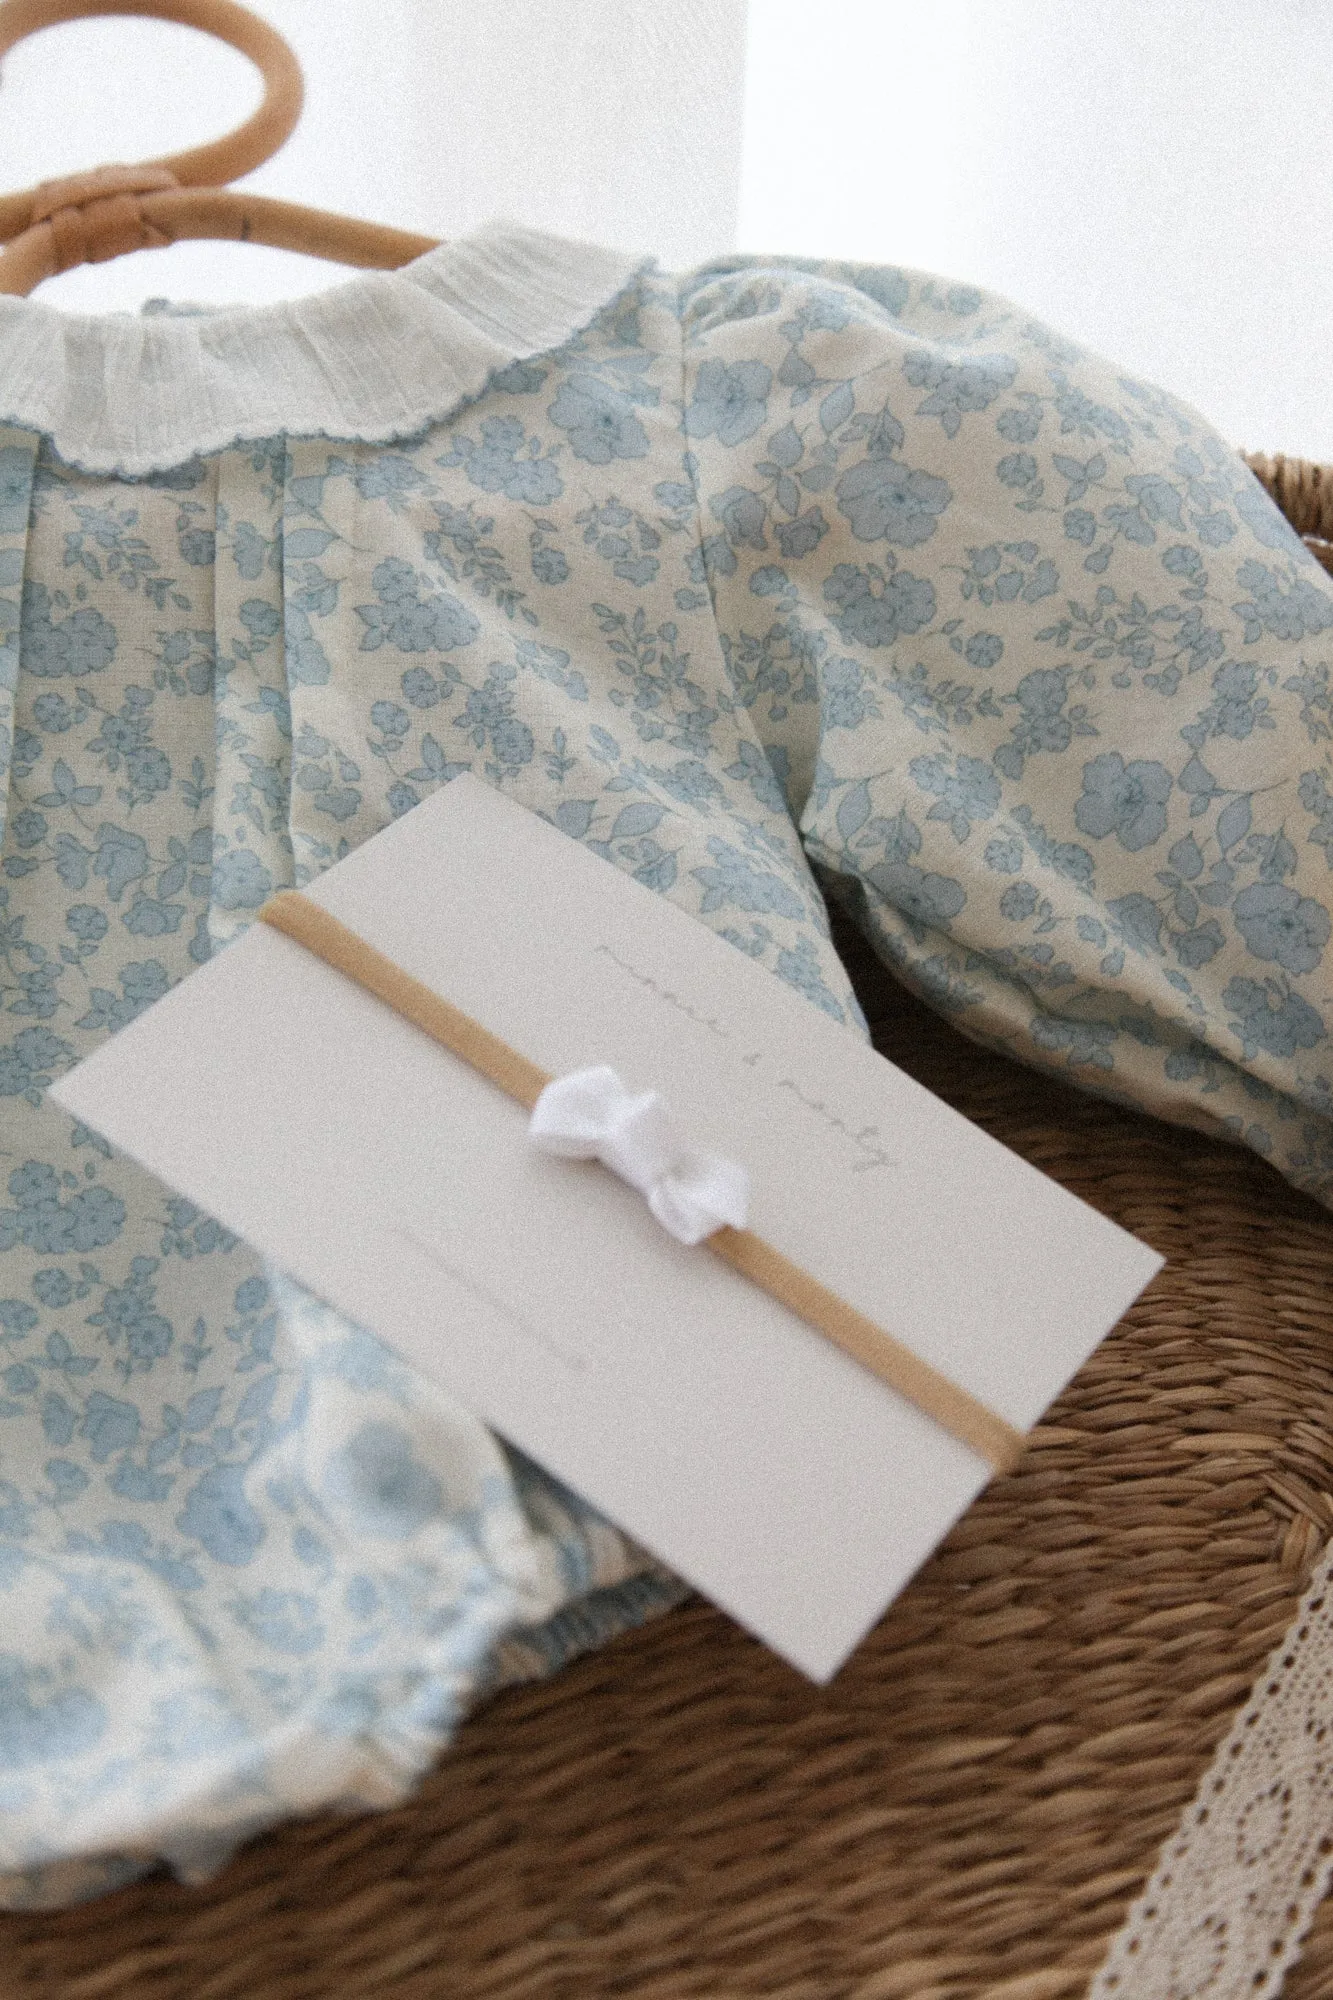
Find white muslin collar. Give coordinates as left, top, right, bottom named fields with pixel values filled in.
left=0, top=221, right=649, bottom=477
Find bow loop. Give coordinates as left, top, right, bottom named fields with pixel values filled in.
left=529, top=1065, right=749, bottom=1246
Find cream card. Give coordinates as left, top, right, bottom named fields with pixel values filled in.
left=51, top=775, right=1162, bottom=1681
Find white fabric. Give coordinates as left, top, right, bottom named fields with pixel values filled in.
left=1092, top=1535, right=1333, bottom=2000
left=529, top=1066, right=749, bottom=1247
left=0, top=222, right=645, bottom=477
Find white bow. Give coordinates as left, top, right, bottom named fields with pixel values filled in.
left=528, top=1064, right=749, bottom=1246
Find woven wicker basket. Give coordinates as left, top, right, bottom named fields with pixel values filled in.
left=4, top=454, right=1333, bottom=2000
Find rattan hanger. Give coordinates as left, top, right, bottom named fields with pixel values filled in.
left=0, top=0, right=440, bottom=296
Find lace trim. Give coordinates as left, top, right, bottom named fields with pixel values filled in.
left=0, top=221, right=647, bottom=476
left=1093, top=1542, right=1333, bottom=1999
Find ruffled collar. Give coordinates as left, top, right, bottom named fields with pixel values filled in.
left=0, top=221, right=647, bottom=477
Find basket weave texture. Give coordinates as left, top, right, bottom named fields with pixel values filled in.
left=1247, top=453, right=1333, bottom=574
left=3, top=455, right=1333, bottom=2000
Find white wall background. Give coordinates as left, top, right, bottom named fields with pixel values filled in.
left=0, top=1, right=1328, bottom=459
left=0, top=0, right=747, bottom=303
left=740, top=0, right=1333, bottom=460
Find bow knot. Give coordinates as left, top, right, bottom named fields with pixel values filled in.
left=528, top=1065, right=749, bottom=1246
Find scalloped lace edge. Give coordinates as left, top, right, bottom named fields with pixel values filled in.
left=1093, top=1540, right=1333, bottom=1999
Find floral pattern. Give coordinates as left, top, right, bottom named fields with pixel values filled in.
left=1, top=238, right=1331, bottom=1904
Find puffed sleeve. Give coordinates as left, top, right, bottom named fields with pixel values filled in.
left=678, top=254, right=1333, bottom=1207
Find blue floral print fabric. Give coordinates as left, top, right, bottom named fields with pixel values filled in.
left=1, top=232, right=1331, bottom=1904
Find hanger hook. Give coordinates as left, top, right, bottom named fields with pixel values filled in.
left=0, top=0, right=304, bottom=242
